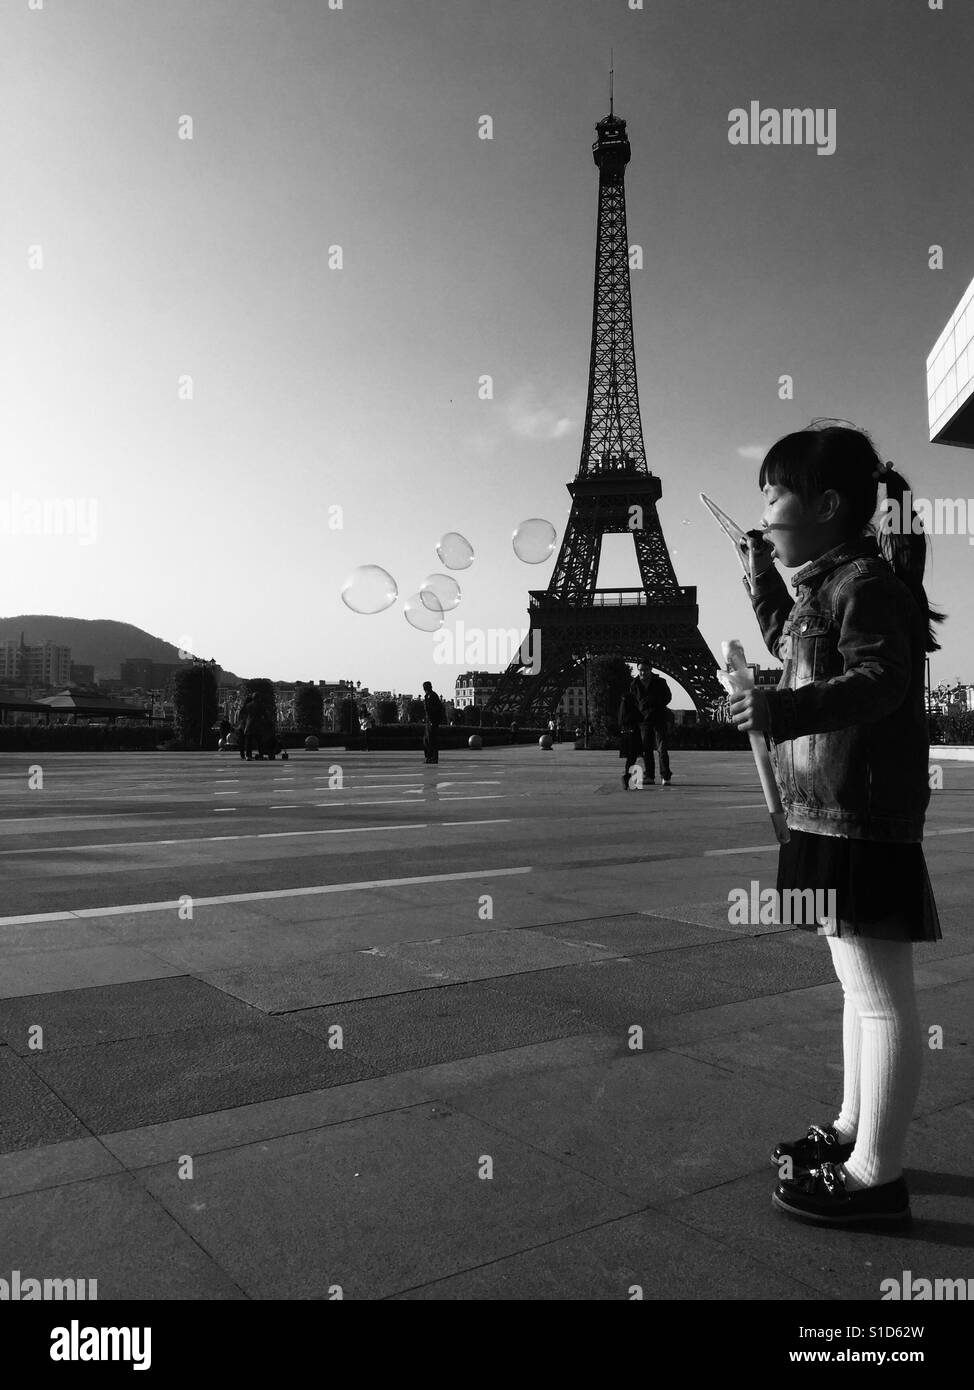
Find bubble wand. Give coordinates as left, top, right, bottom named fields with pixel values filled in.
left=717, top=639, right=790, bottom=845
left=699, top=493, right=790, bottom=846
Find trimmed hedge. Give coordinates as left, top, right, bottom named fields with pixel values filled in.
left=929, top=711, right=974, bottom=745
left=0, top=725, right=175, bottom=752
left=345, top=724, right=544, bottom=750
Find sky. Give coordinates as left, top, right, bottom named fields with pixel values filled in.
left=2, top=0, right=973, bottom=707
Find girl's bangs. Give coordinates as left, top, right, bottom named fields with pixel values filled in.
left=758, top=438, right=819, bottom=497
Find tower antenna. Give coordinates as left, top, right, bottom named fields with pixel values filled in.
left=609, top=50, right=614, bottom=116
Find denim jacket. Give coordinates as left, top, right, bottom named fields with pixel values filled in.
left=742, top=536, right=930, bottom=842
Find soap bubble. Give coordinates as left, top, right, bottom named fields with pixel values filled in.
left=436, top=531, right=474, bottom=569
left=341, top=565, right=398, bottom=614
left=512, top=518, right=557, bottom=563
left=404, top=590, right=444, bottom=632
left=420, top=573, right=461, bottom=612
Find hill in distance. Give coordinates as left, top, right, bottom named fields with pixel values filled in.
left=0, top=616, right=240, bottom=683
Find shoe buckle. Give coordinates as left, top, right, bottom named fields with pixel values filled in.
left=815, top=1161, right=846, bottom=1196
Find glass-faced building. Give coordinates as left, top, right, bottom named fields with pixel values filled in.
left=927, top=273, right=974, bottom=448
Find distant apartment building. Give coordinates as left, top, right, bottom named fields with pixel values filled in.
left=927, top=271, right=974, bottom=448
left=0, top=641, right=21, bottom=680
left=317, top=679, right=360, bottom=700
left=119, top=659, right=188, bottom=690
left=0, top=637, right=72, bottom=688
left=747, top=663, right=785, bottom=689
left=120, top=659, right=154, bottom=688
left=454, top=671, right=502, bottom=709
left=555, top=670, right=586, bottom=725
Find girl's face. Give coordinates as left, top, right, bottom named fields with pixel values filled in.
left=759, top=482, right=837, bottom=567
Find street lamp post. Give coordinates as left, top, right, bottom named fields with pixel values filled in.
left=583, top=653, right=590, bottom=749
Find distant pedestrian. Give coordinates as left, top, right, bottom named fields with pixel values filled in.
left=359, top=712, right=375, bottom=751
left=237, top=693, right=258, bottom=760
left=618, top=662, right=673, bottom=788
left=509, top=720, right=519, bottom=744
left=422, top=681, right=444, bottom=764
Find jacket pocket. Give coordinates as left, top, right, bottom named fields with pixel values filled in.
left=792, top=613, right=836, bottom=686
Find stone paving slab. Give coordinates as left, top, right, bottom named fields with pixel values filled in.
left=133, top=922, right=383, bottom=974
left=640, top=898, right=806, bottom=935
left=134, top=1102, right=639, bottom=1300
left=0, top=1172, right=247, bottom=1300
left=201, top=950, right=451, bottom=1013
left=286, top=981, right=601, bottom=1075
left=674, top=982, right=973, bottom=1120
left=393, top=1207, right=822, bottom=1300
left=84, top=903, right=277, bottom=933
left=914, top=950, right=974, bottom=987
left=25, top=1016, right=378, bottom=1132
left=438, top=1046, right=829, bottom=1202
left=100, top=1071, right=441, bottom=1168
left=0, top=920, right=113, bottom=954
left=0, top=1136, right=123, bottom=1200
left=364, top=929, right=617, bottom=981
left=0, top=1046, right=91, bottom=1155
left=0, top=943, right=183, bottom=999
left=0, top=976, right=260, bottom=1055
left=218, top=887, right=417, bottom=925
left=658, top=1102, right=974, bottom=1300
left=472, top=946, right=830, bottom=1037
left=672, top=934, right=842, bottom=992
left=88, top=902, right=285, bottom=942
left=530, top=913, right=748, bottom=955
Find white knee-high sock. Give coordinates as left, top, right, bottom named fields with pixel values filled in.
left=826, top=935, right=860, bottom=1141
left=827, top=935, right=923, bottom=1187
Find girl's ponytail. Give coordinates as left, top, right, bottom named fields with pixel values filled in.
left=875, top=462, right=947, bottom=653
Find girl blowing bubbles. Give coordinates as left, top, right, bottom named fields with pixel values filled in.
left=728, top=421, right=946, bottom=1226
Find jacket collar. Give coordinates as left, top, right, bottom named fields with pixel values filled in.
left=790, top=535, right=879, bottom=590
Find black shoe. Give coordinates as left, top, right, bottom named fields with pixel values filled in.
left=773, top=1163, right=911, bottom=1226
left=661, top=777, right=672, bottom=785
left=771, top=1123, right=855, bottom=1172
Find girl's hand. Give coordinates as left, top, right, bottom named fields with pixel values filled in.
left=745, top=532, right=776, bottom=584
left=728, top=687, right=771, bottom=733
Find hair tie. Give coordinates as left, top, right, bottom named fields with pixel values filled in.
left=872, top=459, right=894, bottom=480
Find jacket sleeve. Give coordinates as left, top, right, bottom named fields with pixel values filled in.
left=743, top=567, right=795, bottom=661
left=656, top=679, right=672, bottom=708
left=764, top=572, right=913, bottom=743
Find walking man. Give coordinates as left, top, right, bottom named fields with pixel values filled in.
left=422, top=681, right=444, bottom=764
left=237, top=693, right=258, bottom=760
left=619, top=662, right=673, bottom=788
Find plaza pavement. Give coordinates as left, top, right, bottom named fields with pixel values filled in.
left=0, top=745, right=971, bottom=1301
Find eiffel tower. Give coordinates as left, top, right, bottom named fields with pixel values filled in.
left=484, top=86, right=726, bottom=724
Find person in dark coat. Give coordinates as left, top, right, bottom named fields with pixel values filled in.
left=618, top=662, right=673, bottom=788
left=422, top=681, right=444, bottom=764
left=237, top=694, right=257, bottom=760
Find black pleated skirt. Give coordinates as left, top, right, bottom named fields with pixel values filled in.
left=775, top=829, right=943, bottom=942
